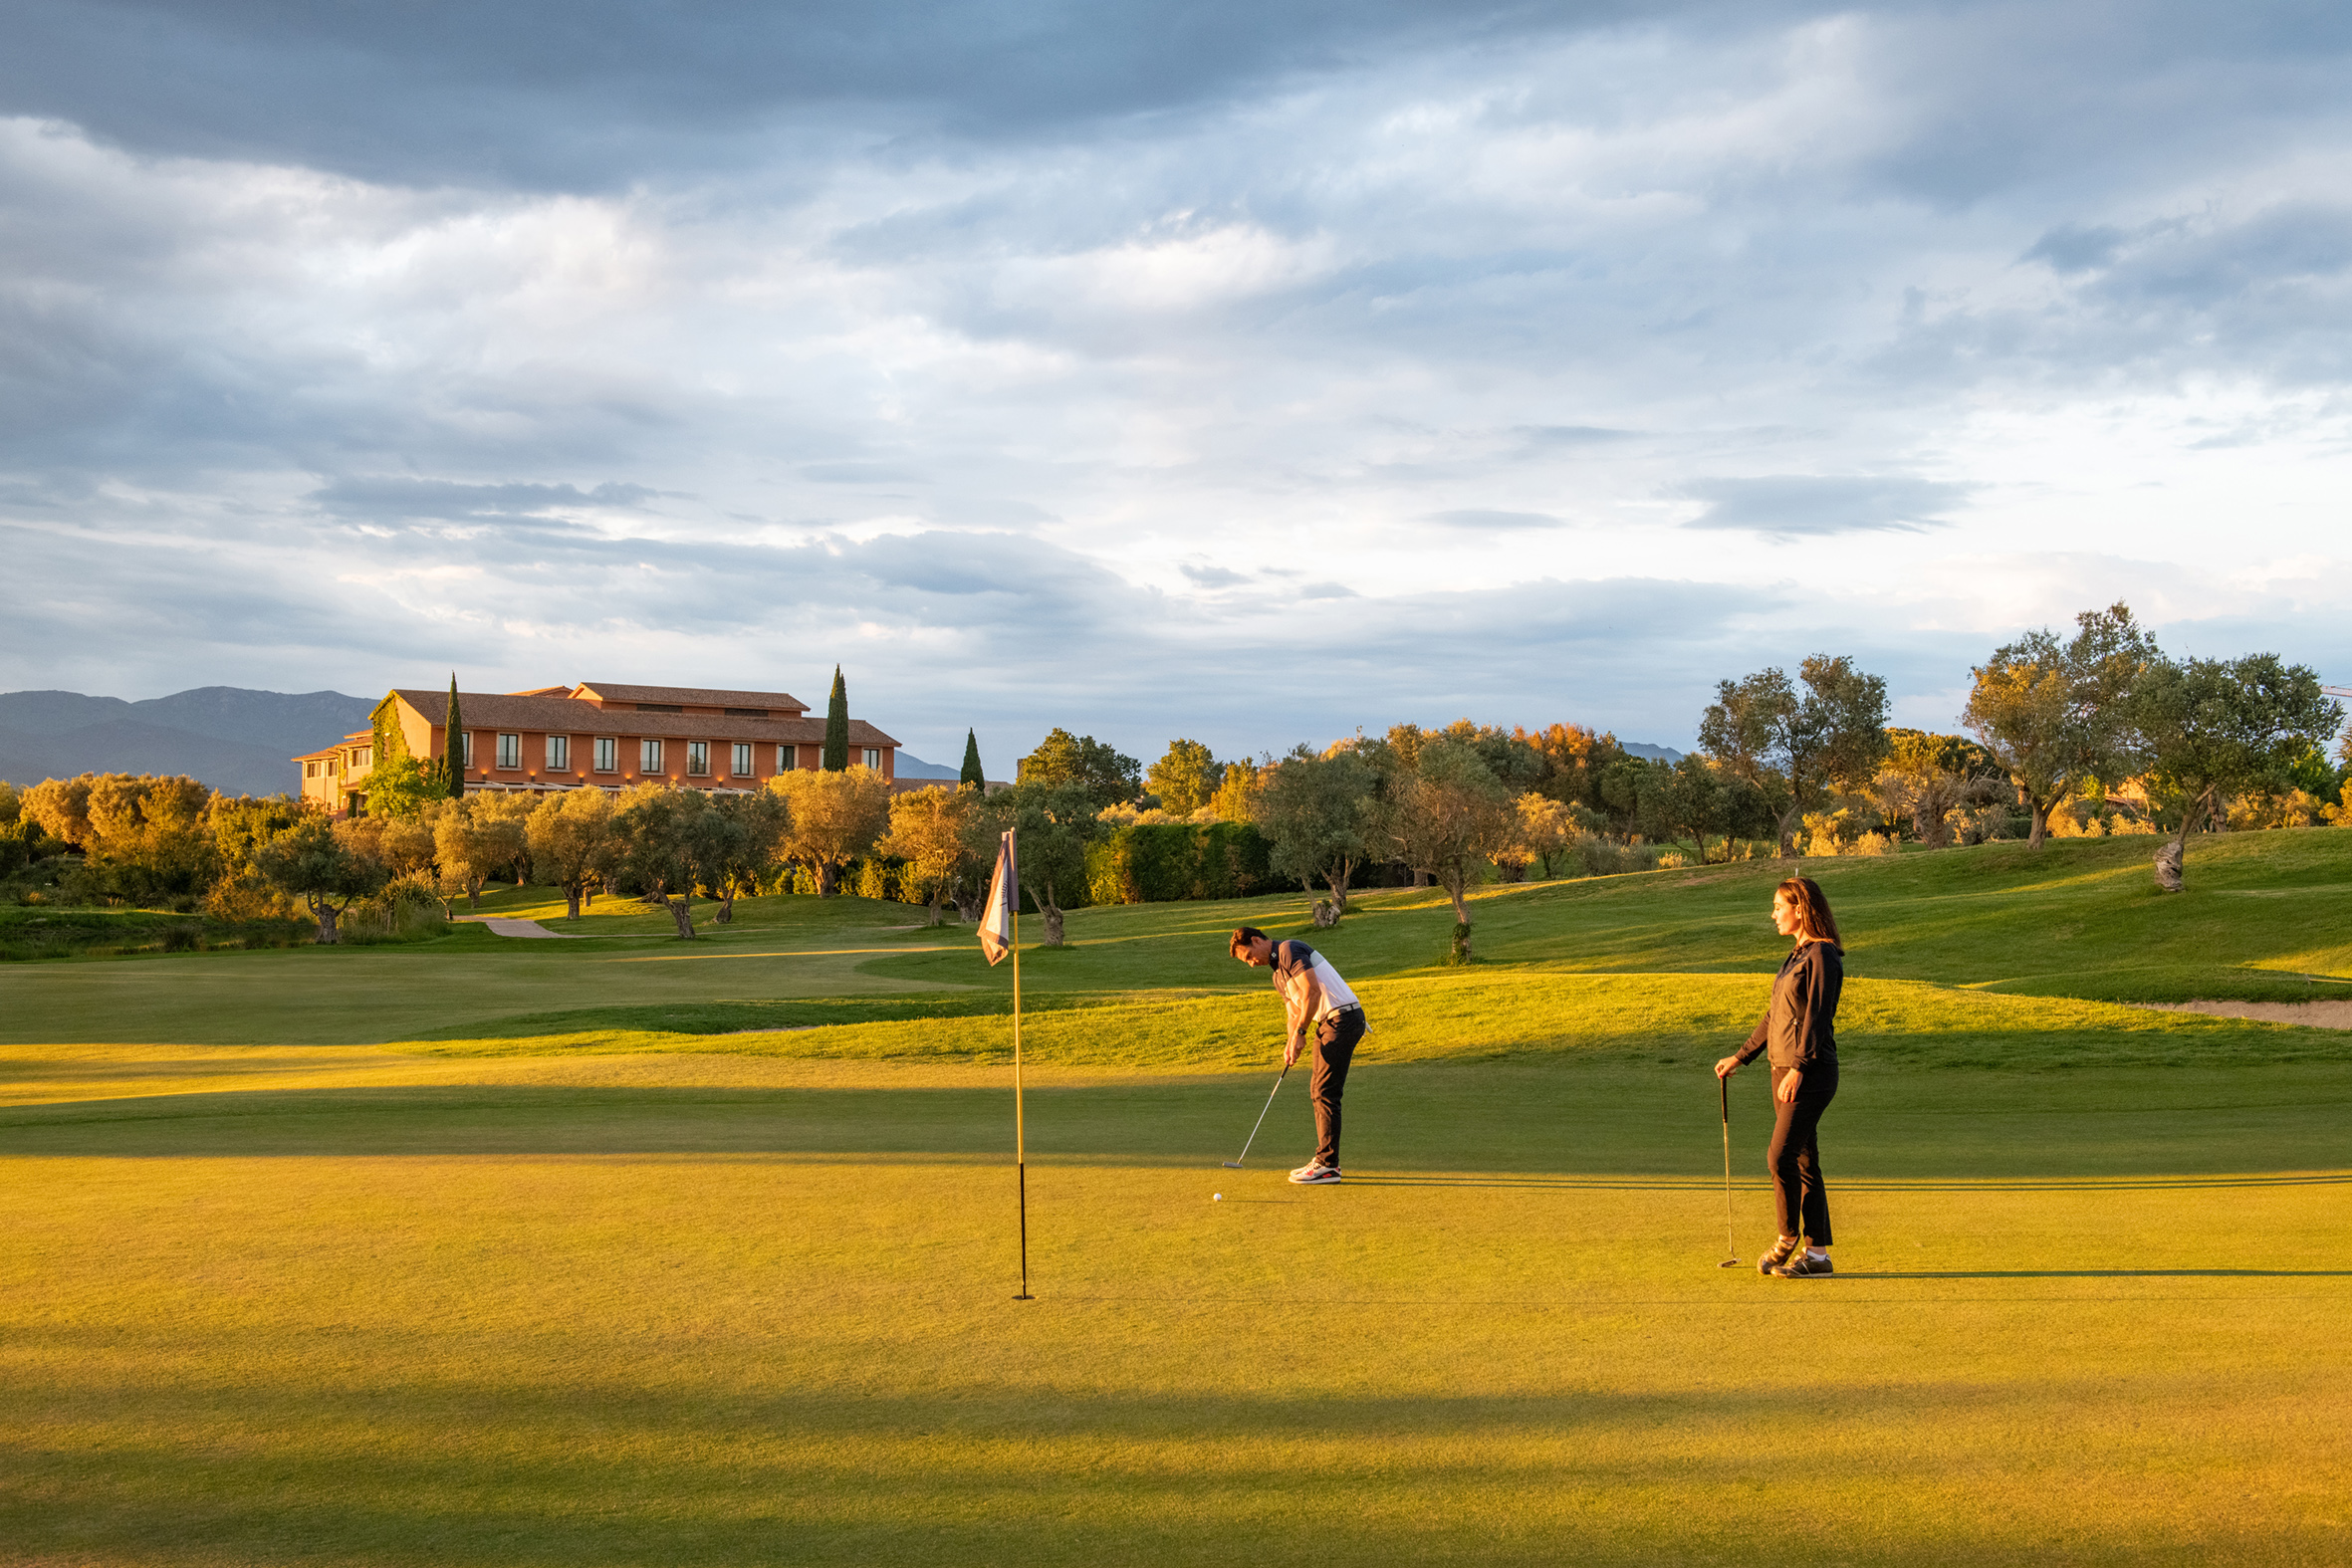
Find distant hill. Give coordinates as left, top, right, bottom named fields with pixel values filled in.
left=0, top=687, right=376, bottom=797
left=893, top=753, right=962, bottom=781
left=1620, top=742, right=1685, bottom=764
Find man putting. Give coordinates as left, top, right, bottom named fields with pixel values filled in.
left=1230, top=926, right=1367, bottom=1184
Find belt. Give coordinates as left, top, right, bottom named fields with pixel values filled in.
left=1323, top=1004, right=1362, bottom=1018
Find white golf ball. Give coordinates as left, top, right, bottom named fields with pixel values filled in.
left=1213, top=1193, right=1223, bottom=1201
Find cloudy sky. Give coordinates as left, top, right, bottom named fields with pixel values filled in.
left=4, top=0, right=2349, bottom=768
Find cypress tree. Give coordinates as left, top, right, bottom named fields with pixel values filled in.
left=823, top=665, right=850, bottom=771
left=960, top=729, right=985, bottom=790
left=441, top=674, right=465, bottom=797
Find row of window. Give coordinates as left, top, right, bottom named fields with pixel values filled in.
left=467, top=734, right=883, bottom=779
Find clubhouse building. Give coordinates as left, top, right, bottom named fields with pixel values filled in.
left=296, top=680, right=901, bottom=816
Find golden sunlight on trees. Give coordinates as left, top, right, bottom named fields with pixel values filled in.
left=527, top=787, right=615, bottom=921
left=770, top=766, right=891, bottom=897
left=1962, top=602, right=2156, bottom=848
left=1380, top=737, right=1514, bottom=959
left=879, top=784, right=975, bottom=927
left=1145, top=739, right=1223, bottom=816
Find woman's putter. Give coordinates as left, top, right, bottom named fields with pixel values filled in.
left=1223, top=1060, right=1292, bottom=1168
left=1717, top=1072, right=1740, bottom=1266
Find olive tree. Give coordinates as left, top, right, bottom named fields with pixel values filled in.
left=526, top=787, right=615, bottom=920
left=879, top=784, right=975, bottom=927
left=1380, top=738, right=1514, bottom=960
left=608, top=784, right=729, bottom=938
left=433, top=797, right=526, bottom=910
left=2129, top=653, right=2343, bottom=891
left=1963, top=602, right=2157, bottom=848
left=707, top=790, right=790, bottom=921
left=1870, top=731, right=2006, bottom=848
left=1255, top=745, right=1376, bottom=915
left=769, top=765, right=891, bottom=896
left=964, top=779, right=1098, bottom=947
left=252, top=815, right=390, bottom=943
left=1495, top=792, right=1577, bottom=881
left=1699, top=655, right=1890, bottom=856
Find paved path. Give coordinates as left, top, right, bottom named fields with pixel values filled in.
left=458, top=917, right=588, bottom=939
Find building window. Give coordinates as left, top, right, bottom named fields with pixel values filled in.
left=687, top=741, right=710, bottom=776
left=641, top=738, right=662, bottom=773
left=777, top=744, right=797, bottom=771
left=546, top=735, right=570, bottom=771
left=353, top=747, right=372, bottom=769
left=327, top=758, right=340, bottom=777
left=305, top=761, right=319, bottom=780
left=732, top=742, right=754, bottom=777
left=461, top=733, right=474, bottom=769
left=594, top=737, right=616, bottom=773
left=497, top=734, right=521, bottom=770
left=862, top=748, right=882, bottom=770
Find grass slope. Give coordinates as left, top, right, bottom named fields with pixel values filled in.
left=3, top=832, right=2350, bottom=1564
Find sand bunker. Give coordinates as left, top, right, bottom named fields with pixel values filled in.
left=2132, top=999, right=2352, bottom=1030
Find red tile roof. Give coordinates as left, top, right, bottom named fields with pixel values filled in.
left=570, top=681, right=809, bottom=713
left=386, top=690, right=895, bottom=748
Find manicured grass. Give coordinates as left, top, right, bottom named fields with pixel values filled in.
left=4, top=831, right=2350, bottom=1563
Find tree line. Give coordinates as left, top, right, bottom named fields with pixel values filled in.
left=3, top=601, right=2341, bottom=950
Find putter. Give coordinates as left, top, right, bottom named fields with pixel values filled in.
left=1222, top=1059, right=1293, bottom=1169
left=1717, top=1072, right=1740, bottom=1266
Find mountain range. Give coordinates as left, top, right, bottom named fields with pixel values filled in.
left=0, top=687, right=972, bottom=797
left=0, top=688, right=380, bottom=798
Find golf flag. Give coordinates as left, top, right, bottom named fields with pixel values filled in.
left=979, top=828, right=1017, bottom=966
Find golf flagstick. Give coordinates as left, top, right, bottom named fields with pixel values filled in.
left=978, top=829, right=1031, bottom=1300
left=1222, top=1059, right=1292, bottom=1169
left=1717, top=1072, right=1740, bottom=1267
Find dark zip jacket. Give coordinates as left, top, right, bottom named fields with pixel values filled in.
left=1734, top=941, right=1842, bottom=1070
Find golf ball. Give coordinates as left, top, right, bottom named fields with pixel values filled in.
left=1213, top=1193, right=1223, bottom=1201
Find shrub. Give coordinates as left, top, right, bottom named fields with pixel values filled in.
left=341, top=872, right=451, bottom=944
left=1084, top=822, right=1272, bottom=904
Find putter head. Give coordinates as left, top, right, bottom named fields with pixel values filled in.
left=1221, top=1161, right=1244, bottom=1169
left=1718, top=1257, right=1741, bottom=1267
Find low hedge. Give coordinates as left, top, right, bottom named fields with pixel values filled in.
left=1084, top=823, right=1273, bottom=905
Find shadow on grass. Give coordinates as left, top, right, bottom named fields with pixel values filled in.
left=8, top=1064, right=2352, bottom=1179
left=1, top=1367, right=2330, bottom=1567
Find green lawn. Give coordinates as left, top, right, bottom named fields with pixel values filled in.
left=4, top=830, right=2350, bottom=1563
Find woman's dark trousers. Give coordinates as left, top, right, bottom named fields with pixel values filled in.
left=1310, top=1008, right=1366, bottom=1168
left=1766, top=1062, right=1837, bottom=1244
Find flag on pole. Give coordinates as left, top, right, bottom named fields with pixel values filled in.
left=979, top=828, right=1017, bottom=966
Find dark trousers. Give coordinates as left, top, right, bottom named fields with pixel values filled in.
left=1766, top=1061, right=1837, bottom=1245
left=1310, top=1008, right=1365, bottom=1168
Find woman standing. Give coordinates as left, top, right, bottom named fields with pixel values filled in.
left=1715, top=876, right=1843, bottom=1279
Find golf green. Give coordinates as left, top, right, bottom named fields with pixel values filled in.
left=4, top=832, right=2349, bottom=1563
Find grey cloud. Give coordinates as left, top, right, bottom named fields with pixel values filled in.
left=310, top=477, right=663, bottom=522
left=1182, top=564, right=1250, bottom=588
left=2022, top=223, right=2127, bottom=274
left=2096, top=203, right=2352, bottom=305
left=1680, top=477, right=1976, bottom=537
left=0, top=0, right=1679, bottom=190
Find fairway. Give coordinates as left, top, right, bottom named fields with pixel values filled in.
left=6, top=834, right=2351, bottom=1564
